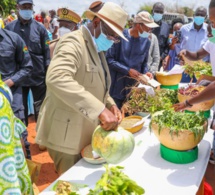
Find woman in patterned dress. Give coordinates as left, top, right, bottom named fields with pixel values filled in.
left=0, top=79, right=33, bottom=194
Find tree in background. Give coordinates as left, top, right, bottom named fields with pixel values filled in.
left=182, top=6, right=194, bottom=17
left=138, top=2, right=194, bottom=17
left=138, top=4, right=153, bottom=13
left=0, top=0, right=16, bottom=18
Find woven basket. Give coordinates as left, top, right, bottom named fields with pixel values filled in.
left=178, top=93, right=215, bottom=111
left=151, top=121, right=207, bottom=151
left=120, top=115, right=144, bottom=134
left=156, top=72, right=182, bottom=85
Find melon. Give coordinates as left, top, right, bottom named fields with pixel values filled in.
left=92, top=125, right=135, bottom=164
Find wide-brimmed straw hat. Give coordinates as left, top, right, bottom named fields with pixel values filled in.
left=84, top=2, right=128, bottom=41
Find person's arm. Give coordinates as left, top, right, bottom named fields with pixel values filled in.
left=173, top=81, right=215, bottom=111
left=161, top=24, right=170, bottom=60
left=169, top=36, right=178, bottom=50
left=179, top=48, right=209, bottom=61
left=141, top=40, right=153, bottom=78
left=44, top=18, right=49, bottom=29
left=148, top=35, right=160, bottom=75
left=40, top=27, right=51, bottom=69
left=106, top=43, right=141, bottom=79
left=106, top=43, right=130, bottom=75
left=52, top=18, right=59, bottom=38
left=6, top=35, right=33, bottom=87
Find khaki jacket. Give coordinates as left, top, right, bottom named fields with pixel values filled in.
left=36, top=26, right=115, bottom=155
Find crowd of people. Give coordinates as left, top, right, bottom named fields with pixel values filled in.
left=0, top=0, right=215, bottom=193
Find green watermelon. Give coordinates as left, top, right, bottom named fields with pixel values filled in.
left=92, top=125, right=135, bottom=164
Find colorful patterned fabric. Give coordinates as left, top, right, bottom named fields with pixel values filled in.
left=0, top=80, right=33, bottom=195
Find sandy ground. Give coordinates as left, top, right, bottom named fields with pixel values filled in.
left=27, top=115, right=58, bottom=192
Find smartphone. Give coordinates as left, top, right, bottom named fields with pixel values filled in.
left=175, top=31, right=182, bottom=43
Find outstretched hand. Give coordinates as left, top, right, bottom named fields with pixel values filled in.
left=173, top=102, right=187, bottom=112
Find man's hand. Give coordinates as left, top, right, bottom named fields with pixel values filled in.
left=178, top=50, right=186, bottom=65
left=162, top=59, right=168, bottom=70
left=145, top=72, right=153, bottom=79
left=98, top=108, right=118, bottom=131
left=179, top=49, right=186, bottom=59
left=171, top=36, right=178, bottom=45
left=173, top=102, right=187, bottom=112
left=129, top=69, right=141, bottom=79
left=110, top=105, right=122, bottom=124
left=4, top=79, right=14, bottom=87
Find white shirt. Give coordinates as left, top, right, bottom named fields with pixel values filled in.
left=203, top=40, right=215, bottom=76
left=49, top=17, right=59, bottom=35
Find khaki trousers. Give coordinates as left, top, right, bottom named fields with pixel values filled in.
left=48, top=148, right=82, bottom=175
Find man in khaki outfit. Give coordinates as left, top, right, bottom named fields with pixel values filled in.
left=39, top=8, right=81, bottom=151
left=36, top=2, right=128, bottom=175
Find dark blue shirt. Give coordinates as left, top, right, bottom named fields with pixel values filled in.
left=152, top=21, right=170, bottom=59
left=0, top=28, right=32, bottom=112
left=106, top=29, right=150, bottom=100
left=5, top=18, right=50, bottom=86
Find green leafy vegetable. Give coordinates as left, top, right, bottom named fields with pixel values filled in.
left=149, top=110, right=206, bottom=138
left=123, top=88, right=178, bottom=115
left=89, top=164, right=145, bottom=195
left=184, top=61, right=212, bottom=79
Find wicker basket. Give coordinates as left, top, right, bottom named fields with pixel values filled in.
left=120, top=115, right=144, bottom=133
left=178, top=93, right=215, bottom=111
left=151, top=122, right=207, bottom=151
left=156, top=72, right=182, bottom=85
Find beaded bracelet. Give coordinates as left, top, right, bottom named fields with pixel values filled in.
left=184, top=100, right=193, bottom=107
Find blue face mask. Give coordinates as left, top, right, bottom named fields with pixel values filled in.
left=94, top=26, right=114, bottom=52
left=139, top=31, right=150, bottom=38
left=19, top=10, right=33, bottom=20
left=209, top=27, right=215, bottom=44
left=153, top=13, right=163, bottom=22
left=194, top=16, right=205, bottom=26
left=139, top=26, right=150, bottom=38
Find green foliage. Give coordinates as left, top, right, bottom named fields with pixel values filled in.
left=138, top=4, right=153, bottom=14
left=89, top=165, right=145, bottom=195
left=150, top=110, right=206, bottom=138
left=182, top=7, right=194, bottom=17
left=184, top=61, right=212, bottom=79
left=0, top=0, right=16, bottom=17
left=138, top=3, right=194, bottom=17
left=124, top=88, right=178, bottom=115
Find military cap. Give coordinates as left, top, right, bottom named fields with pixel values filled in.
left=57, top=8, right=81, bottom=24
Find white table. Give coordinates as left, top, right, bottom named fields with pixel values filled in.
left=40, top=118, right=213, bottom=195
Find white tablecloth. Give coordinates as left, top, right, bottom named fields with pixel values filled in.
left=40, top=118, right=213, bottom=195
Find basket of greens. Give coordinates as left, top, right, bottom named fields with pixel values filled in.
left=178, top=84, right=214, bottom=111
left=150, top=110, right=207, bottom=151
left=122, top=88, right=178, bottom=115
left=184, top=60, right=212, bottom=80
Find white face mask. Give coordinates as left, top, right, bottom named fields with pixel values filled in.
left=11, top=13, right=16, bottom=17
left=59, top=26, right=71, bottom=37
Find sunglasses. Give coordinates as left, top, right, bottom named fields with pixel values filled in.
left=101, top=21, right=120, bottom=43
